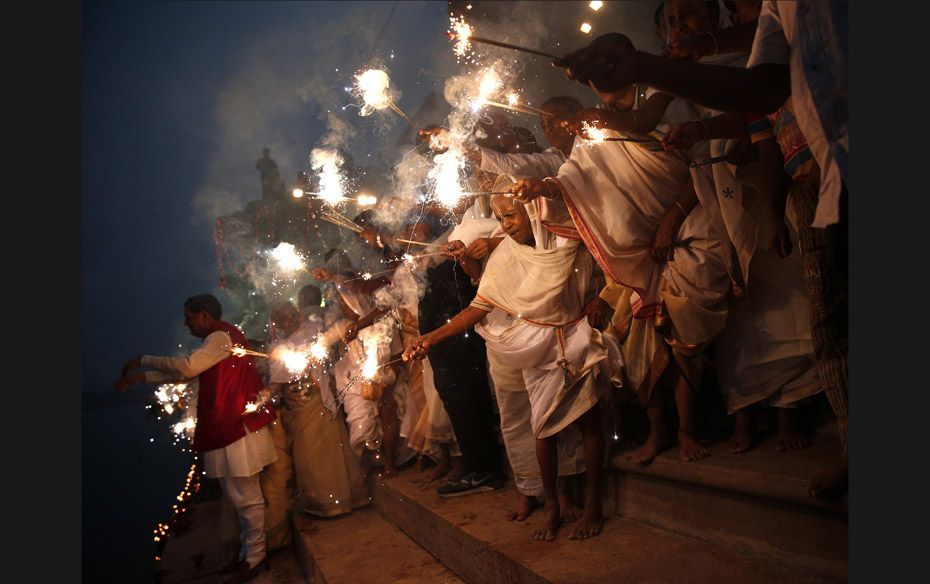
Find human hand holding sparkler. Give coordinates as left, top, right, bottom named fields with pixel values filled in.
left=465, top=237, right=502, bottom=260
left=510, top=178, right=561, bottom=203
left=662, top=120, right=706, bottom=152
left=443, top=240, right=468, bottom=260
left=554, top=33, right=638, bottom=94
left=560, top=108, right=616, bottom=138
left=402, top=336, right=433, bottom=362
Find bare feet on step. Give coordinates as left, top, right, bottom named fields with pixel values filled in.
left=569, top=506, right=605, bottom=540
left=678, top=428, right=710, bottom=462
left=776, top=408, right=811, bottom=451
left=724, top=409, right=754, bottom=453
left=628, top=429, right=672, bottom=465
left=532, top=503, right=560, bottom=541
left=506, top=494, right=539, bottom=521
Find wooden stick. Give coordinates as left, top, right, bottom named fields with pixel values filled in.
left=388, top=101, right=422, bottom=131
left=468, top=35, right=561, bottom=60
left=395, top=238, right=445, bottom=248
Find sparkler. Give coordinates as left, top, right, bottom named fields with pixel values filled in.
left=268, top=242, right=305, bottom=273
left=319, top=210, right=364, bottom=233
left=229, top=345, right=269, bottom=358
left=474, top=98, right=551, bottom=119
left=355, top=69, right=420, bottom=131
left=448, top=30, right=561, bottom=60
left=310, top=148, right=348, bottom=207
left=395, top=238, right=446, bottom=248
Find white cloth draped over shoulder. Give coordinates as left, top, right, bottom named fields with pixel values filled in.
left=472, top=178, right=618, bottom=438
left=549, top=134, right=731, bottom=346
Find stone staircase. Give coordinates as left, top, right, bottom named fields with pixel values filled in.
left=291, top=431, right=848, bottom=583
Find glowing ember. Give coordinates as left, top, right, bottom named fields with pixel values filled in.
left=243, top=402, right=259, bottom=414
left=292, top=188, right=304, bottom=198
left=355, top=69, right=394, bottom=115
left=581, top=121, right=608, bottom=143
left=507, top=92, right=520, bottom=106
left=362, top=272, right=373, bottom=281
left=430, top=147, right=466, bottom=208
left=590, top=1, right=603, bottom=11
left=172, top=418, right=195, bottom=437
left=402, top=253, right=415, bottom=264
left=356, top=193, right=378, bottom=206
left=580, top=22, right=593, bottom=34
left=273, top=347, right=311, bottom=376
left=309, top=148, right=346, bottom=206
left=449, top=16, right=473, bottom=58
left=361, top=349, right=379, bottom=380
left=269, top=242, right=305, bottom=272
left=309, top=336, right=328, bottom=362
left=230, top=346, right=248, bottom=357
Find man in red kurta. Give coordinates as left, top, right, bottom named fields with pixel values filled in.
left=117, top=294, right=277, bottom=583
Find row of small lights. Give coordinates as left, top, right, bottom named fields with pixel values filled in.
left=153, top=460, right=201, bottom=562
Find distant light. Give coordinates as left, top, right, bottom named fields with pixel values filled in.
left=590, top=1, right=603, bottom=11
left=466, top=4, right=472, bottom=9
left=580, top=22, right=592, bottom=34
left=292, top=188, right=304, bottom=199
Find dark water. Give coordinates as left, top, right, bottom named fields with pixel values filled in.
left=82, top=393, right=191, bottom=583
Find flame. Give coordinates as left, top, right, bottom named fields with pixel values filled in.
left=430, top=147, right=466, bottom=208
left=292, top=188, right=304, bottom=198
left=309, top=336, right=328, bottom=362
left=230, top=346, right=248, bottom=357
left=243, top=402, right=259, bottom=413
left=449, top=16, right=473, bottom=58
left=355, top=69, right=393, bottom=115
left=272, top=347, right=311, bottom=376
left=362, top=272, right=373, bottom=281
left=309, top=148, right=346, bottom=206
left=507, top=92, right=520, bottom=106
left=581, top=121, right=608, bottom=143
left=402, top=253, right=415, bottom=264
left=361, top=348, right=379, bottom=381
left=269, top=242, right=305, bottom=272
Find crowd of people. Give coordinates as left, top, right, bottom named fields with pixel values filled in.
left=113, top=1, right=847, bottom=581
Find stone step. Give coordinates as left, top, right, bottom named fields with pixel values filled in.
left=371, top=471, right=836, bottom=584
left=158, top=497, right=307, bottom=584
left=292, top=505, right=463, bottom=584
left=609, top=432, right=847, bottom=582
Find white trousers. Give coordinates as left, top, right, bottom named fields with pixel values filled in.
left=219, top=474, right=266, bottom=568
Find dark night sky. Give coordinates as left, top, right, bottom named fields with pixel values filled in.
left=81, top=0, right=660, bottom=394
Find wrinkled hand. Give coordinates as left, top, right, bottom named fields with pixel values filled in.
left=583, top=297, right=611, bottom=330
left=662, top=121, right=705, bottom=152
left=665, top=32, right=715, bottom=61
left=444, top=240, right=468, bottom=260
left=465, top=237, right=494, bottom=260
left=769, top=217, right=793, bottom=258
left=554, top=33, right=638, bottom=93
left=651, top=205, right=687, bottom=263
left=510, top=178, right=560, bottom=204
left=402, top=336, right=432, bottom=361
left=312, top=267, right=332, bottom=281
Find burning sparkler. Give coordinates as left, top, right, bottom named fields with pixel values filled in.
left=309, top=148, right=348, bottom=207
left=355, top=69, right=420, bottom=130
left=268, top=242, right=305, bottom=273
left=447, top=25, right=561, bottom=60
left=229, top=345, right=269, bottom=358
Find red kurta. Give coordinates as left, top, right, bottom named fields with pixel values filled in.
left=192, top=320, right=276, bottom=452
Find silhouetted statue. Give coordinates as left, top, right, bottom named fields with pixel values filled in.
left=256, top=147, right=286, bottom=200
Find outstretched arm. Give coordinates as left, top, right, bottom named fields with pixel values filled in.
left=402, top=305, right=489, bottom=361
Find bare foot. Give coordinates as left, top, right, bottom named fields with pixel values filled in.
left=532, top=503, right=560, bottom=541
left=678, top=430, right=710, bottom=462
left=808, top=458, right=848, bottom=499
left=569, top=507, right=605, bottom=540
left=558, top=495, right=582, bottom=523
left=724, top=409, right=754, bottom=453
left=628, top=429, right=672, bottom=465
left=776, top=408, right=812, bottom=451
left=506, top=494, right=539, bottom=521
